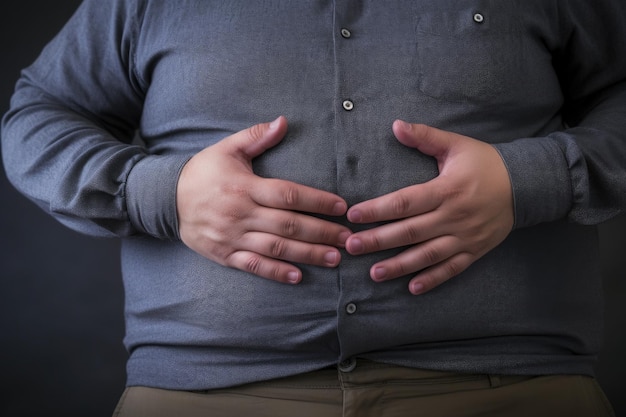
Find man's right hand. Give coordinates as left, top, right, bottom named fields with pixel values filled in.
left=176, top=116, right=351, bottom=284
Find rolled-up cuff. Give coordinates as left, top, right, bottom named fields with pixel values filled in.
left=494, top=137, right=574, bottom=229
left=125, top=154, right=191, bottom=239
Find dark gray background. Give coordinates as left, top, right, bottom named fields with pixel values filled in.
left=1, top=2, right=624, bottom=416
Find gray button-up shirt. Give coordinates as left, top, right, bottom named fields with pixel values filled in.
left=3, top=0, right=626, bottom=390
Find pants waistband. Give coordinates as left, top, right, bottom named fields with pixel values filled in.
left=235, top=359, right=534, bottom=391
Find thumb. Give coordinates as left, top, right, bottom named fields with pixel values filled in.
left=222, top=116, right=289, bottom=160
left=392, top=120, right=454, bottom=160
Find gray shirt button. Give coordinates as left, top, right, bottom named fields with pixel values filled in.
left=473, top=13, right=484, bottom=23
left=338, top=357, right=357, bottom=372
left=341, top=28, right=352, bottom=38
left=346, top=302, right=357, bottom=314
left=342, top=100, right=354, bottom=111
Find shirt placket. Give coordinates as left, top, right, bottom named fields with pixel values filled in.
left=333, top=0, right=371, bottom=363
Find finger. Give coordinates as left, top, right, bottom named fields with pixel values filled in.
left=239, top=232, right=342, bottom=268
left=217, top=116, right=289, bottom=160
left=408, top=252, right=474, bottom=295
left=247, top=206, right=352, bottom=247
left=392, top=120, right=455, bottom=159
left=250, top=177, right=348, bottom=217
left=225, top=250, right=303, bottom=284
left=346, top=210, right=444, bottom=255
left=347, top=180, right=442, bottom=224
left=368, top=235, right=462, bottom=282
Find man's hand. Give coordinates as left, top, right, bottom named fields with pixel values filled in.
left=176, top=116, right=351, bottom=284
left=345, top=120, right=514, bottom=295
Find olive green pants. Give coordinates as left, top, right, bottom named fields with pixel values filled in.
left=113, top=360, right=614, bottom=417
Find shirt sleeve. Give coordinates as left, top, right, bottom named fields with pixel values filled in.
left=1, top=0, right=187, bottom=239
left=493, top=0, right=626, bottom=229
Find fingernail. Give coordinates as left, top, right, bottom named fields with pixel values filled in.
left=324, top=251, right=339, bottom=266
left=372, top=266, right=387, bottom=281
left=287, top=271, right=301, bottom=284
left=348, top=237, right=364, bottom=254
left=348, top=209, right=362, bottom=223
left=333, top=201, right=347, bottom=216
left=410, top=282, right=425, bottom=295
left=269, top=116, right=282, bottom=131
left=396, top=119, right=411, bottom=132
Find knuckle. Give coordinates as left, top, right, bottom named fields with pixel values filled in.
left=266, top=264, right=283, bottom=281
left=401, top=224, right=421, bottom=244
left=243, top=253, right=263, bottom=275
left=281, top=185, right=299, bottom=207
left=393, top=260, right=409, bottom=278
left=443, top=258, right=464, bottom=278
left=303, top=248, right=317, bottom=264
left=281, top=217, right=300, bottom=237
left=222, top=250, right=239, bottom=267
left=247, top=123, right=265, bottom=142
left=237, top=252, right=285, bottom=282
left=269, top=238, right=288, bottom=258
left=417, top=260, right=457, bottom=291
left=391, top=194, right=411, bottom=217
left=319, top=228, right=335, bottom=244
left=222, top=206, right=247, bottom=222
left=369, top=233, right=383, bottom=251
left=219, top=182, right=250, bottom=200
left=315, top=196, right=332, bottom=213
left=212, top=245, right=232, bottom=263
left=209, top=225, right=234, bottom=245
left=416, top=123, right=431, bottom=138
left=314, top=224, right=335, bottom=244
left=420, top=245, right=442, bottom=265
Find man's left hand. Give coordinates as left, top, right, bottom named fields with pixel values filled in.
left=345, top=120, right=514, bottom=295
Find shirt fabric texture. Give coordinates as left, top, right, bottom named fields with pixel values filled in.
left=3, top=0, right=626, bottom=390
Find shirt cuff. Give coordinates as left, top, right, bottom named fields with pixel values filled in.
left=125, top=154, right=191, bottom=240
left=493, top=137, right=574, bottom=229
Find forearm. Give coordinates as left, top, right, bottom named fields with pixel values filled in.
left=1, top=0, right=188, bottom=239
left=1, top=81, right=187, bottom=239
left=495, top=81, right=626, bottom=229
